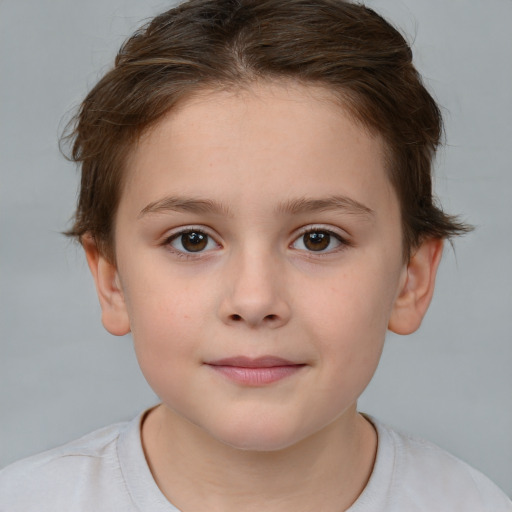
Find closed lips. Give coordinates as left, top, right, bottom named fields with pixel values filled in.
left=205, top=357, right=306, bottom=385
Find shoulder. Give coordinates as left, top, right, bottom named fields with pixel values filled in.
left=0, top=420, right=133, bottom=511
left=356, top=417, right=512, bottom=511
left=391, top=427, right=510, bottom=506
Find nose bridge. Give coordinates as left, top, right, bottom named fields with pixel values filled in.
left=220, top=240, right=290, bottom=328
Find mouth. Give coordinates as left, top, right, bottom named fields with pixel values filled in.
left=205, top=356, right=306, bottom=386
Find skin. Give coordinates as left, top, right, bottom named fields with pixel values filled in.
left=84, top=81, right=443, bottom=511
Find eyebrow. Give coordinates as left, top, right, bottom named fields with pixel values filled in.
left=139, top=194, right=374, bottom=219
left=139, top=197, right=232, bottom=218
left=277, top=195, right=375, bottom=218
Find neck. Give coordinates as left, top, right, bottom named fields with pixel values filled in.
left=142, top=404, right=377, bottom=512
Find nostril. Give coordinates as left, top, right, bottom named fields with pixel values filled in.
left=226, top=313, right=283, bottom=325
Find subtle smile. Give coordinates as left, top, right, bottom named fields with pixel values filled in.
left=205, top=356, right=306, bottom=386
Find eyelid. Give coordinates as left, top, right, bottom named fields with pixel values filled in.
left=164, top=224, right=218, bottom=238
left=162, top=225, right=222, bottom=257
left=290, top=224, right=352, bottom=253
left=160, top=223, right=352, bottom=258
left=293, top=224, right=350, bottom=241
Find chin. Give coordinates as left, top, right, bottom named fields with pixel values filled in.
left=208, top=418, right=308, bottom=453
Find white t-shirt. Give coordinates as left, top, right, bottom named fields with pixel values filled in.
left=1, top=410, right=510, bottom=511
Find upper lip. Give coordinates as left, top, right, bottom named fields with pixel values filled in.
left=206, top=356, right=302, bottom=368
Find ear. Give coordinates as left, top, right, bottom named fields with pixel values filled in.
left=388, top=238, right=444, bottom=335
left=82, top=234, right=131, bottom=336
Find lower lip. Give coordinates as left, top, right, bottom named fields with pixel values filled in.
left=207, top=365, right=305, bottom=386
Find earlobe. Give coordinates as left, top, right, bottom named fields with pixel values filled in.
left=82, top=234, right=131, bottom=336
left=388, top=238, right=444, bottom=335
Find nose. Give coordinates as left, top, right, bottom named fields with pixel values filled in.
left=218, top=248, right=291, bottom=329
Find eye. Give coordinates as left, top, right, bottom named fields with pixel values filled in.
left=167, top=229, right=218, bottom=254
left=292, top=228, right=346, bottom=253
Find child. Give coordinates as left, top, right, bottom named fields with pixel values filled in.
left=1, top=0, right=510, bottom=510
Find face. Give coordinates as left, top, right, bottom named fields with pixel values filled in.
left=106, top=82, right=410, bottom=451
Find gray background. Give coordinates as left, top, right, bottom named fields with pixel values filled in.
left=1, top=0, right=511, bottom=497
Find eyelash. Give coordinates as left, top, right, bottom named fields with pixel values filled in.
left=163, top=227, right=219, bottom=260
left=292, top=226, right=351, bottom=255
left=162, top=225, right=351, bottom=259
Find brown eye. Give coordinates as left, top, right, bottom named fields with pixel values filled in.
left=292, top=229, right=344, bottom=253
left=181, top=232, right=207, bottom=252
left=303, top=231, right=330, bottom=251
left=169, top=230, right=217, bottom=254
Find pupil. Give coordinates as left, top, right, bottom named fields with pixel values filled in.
left=304, top=232, right=330, bottom=251
left=182, top=232, right=207, bottom=252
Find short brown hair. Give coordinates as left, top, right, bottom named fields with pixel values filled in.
left=64, top=0, right=471, bottom=262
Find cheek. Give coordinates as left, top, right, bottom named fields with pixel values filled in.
left=304, top=266, right=397, bottom=341
left=122, top=255, right=211, bottom=333
left=121, top=273, right=211, bottom=387
left=299, top=263, right=399, bottom=384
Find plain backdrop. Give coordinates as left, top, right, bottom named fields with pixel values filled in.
left=1, top=0, right=511, bottom=497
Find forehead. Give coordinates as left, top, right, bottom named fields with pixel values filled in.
left=121, top=81, right=397, bottom=221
